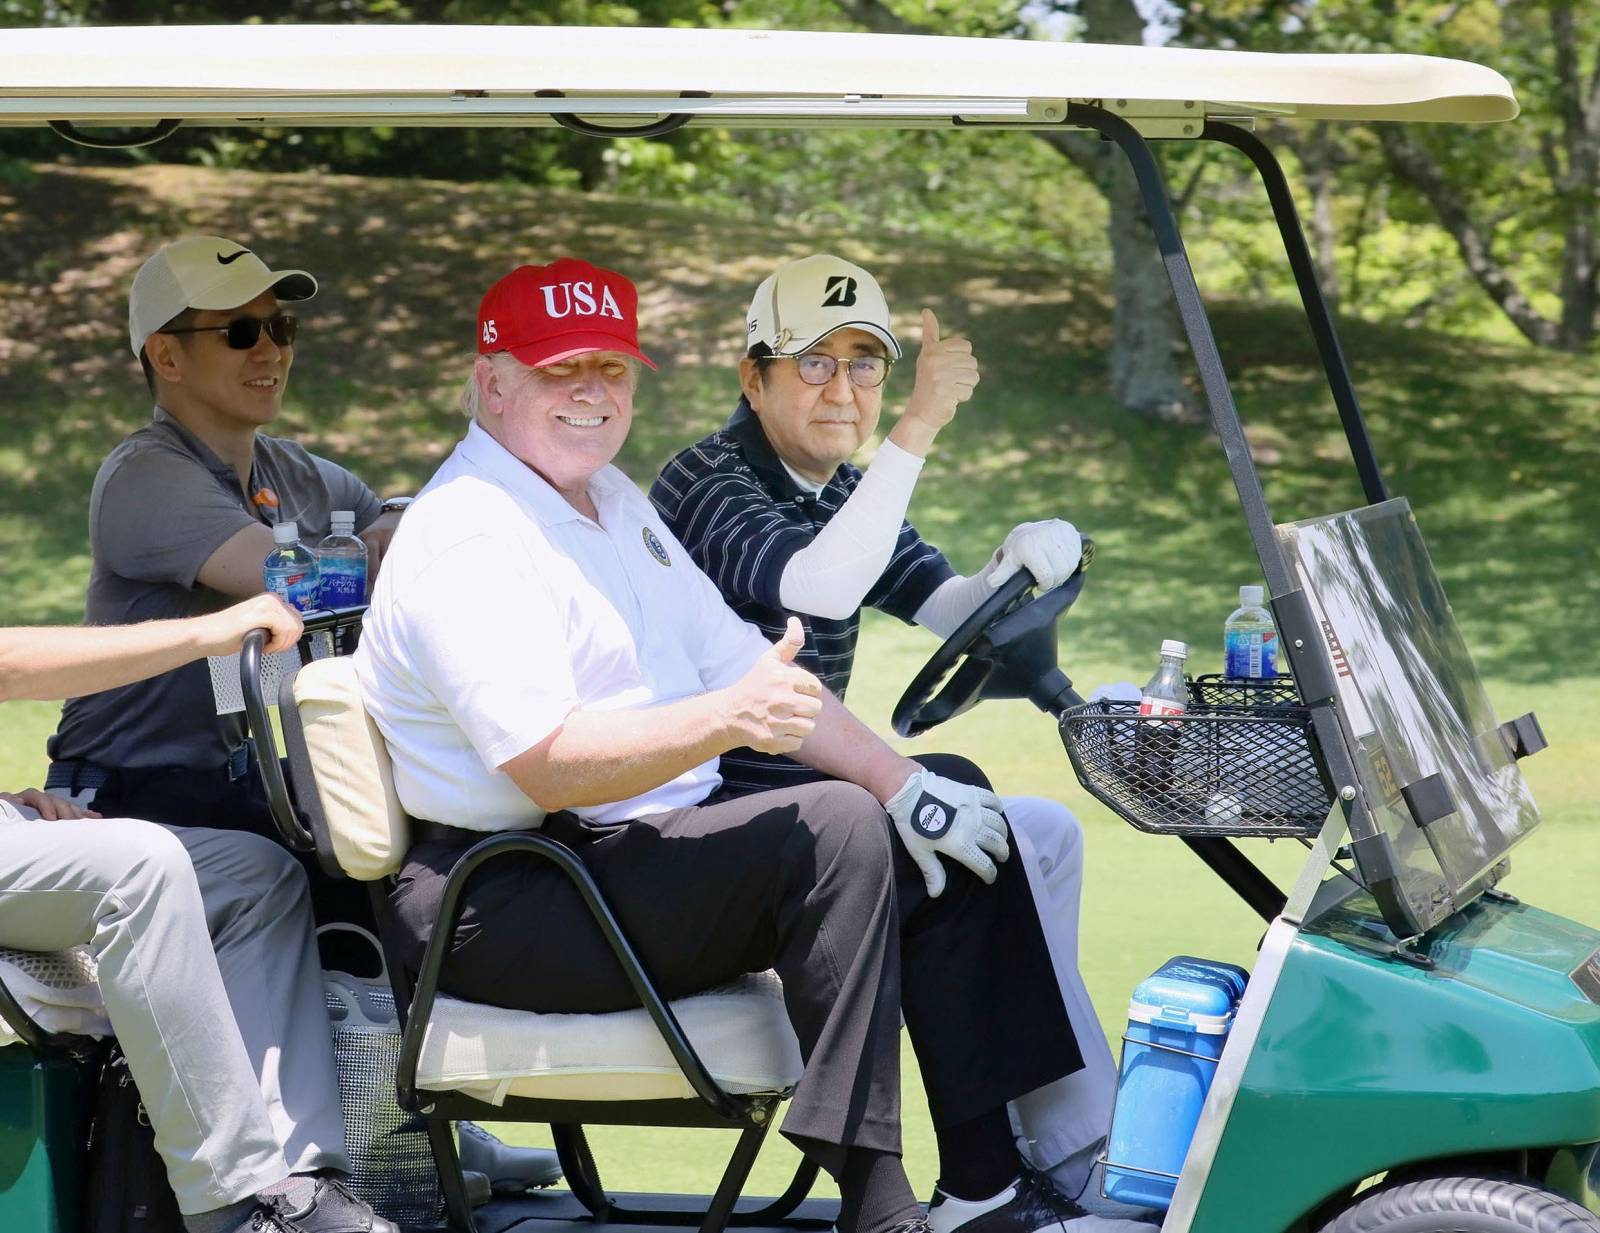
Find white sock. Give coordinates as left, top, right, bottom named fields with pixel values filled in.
left=927, top=1178, right=1020, bottom=1233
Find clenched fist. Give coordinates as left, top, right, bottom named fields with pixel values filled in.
left=197, top=593, right=304, bottom=657
left=901, top=308, right=979, bottom=432
left=722, top=618, right=824, bottom=754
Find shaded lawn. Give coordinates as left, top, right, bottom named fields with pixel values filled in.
left=2, top=165, right=1597, bottom=680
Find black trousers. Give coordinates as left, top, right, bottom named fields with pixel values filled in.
left=390, top=777, right=1081, bottom=1173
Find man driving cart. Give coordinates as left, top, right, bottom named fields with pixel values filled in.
left=650, top=254, right=1116, bottom=1204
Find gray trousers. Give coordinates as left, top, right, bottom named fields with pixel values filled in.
left=0, top=804, right=348, bottom=1212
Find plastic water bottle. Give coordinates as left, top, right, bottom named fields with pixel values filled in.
left=1224, top=585, right=1278, bottom=678
left=1136, top=640, right=1189, bottom=801
left=263, top=520, right=320, bottom=612
left=317, top=510, right=369, bottom=607
left=1139, top=640, right=1190, bottom=719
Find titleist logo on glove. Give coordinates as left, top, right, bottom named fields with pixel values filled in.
left=912, top=792, right=954, bottom=838
left=885, top=768, right=1011, bottom=897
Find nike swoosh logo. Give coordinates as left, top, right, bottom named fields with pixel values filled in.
left=216, top=250, right=249, bottom=265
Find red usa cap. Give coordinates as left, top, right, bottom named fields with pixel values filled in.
left=477, top=258, right=656, bottom=370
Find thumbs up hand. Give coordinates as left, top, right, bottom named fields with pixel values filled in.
left=770, top=616, right=804, bottom=665
left=902, top=307, right=979, bottom=433
left=723, top=617, right=824, bottom=754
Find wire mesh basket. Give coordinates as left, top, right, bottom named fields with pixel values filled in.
left=323, top=924, right=445, bottom=1228
left=1059, top=675, right=1330, bottom=838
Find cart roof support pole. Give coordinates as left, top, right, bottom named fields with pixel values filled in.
left=1065, top=104, right=1292, bottom=599
left=1203, top=121, right=1389, bottom=506
left=1064, top=103, right=1423, bottom=940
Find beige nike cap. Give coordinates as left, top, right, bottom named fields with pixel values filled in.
left=128, top=235, right=317, bottom=357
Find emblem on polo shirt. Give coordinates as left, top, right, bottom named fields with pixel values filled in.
left=642, top=526, right=671, bottom=567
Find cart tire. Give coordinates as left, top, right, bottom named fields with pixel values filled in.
left=1319, top=1174, right=1600, bottom=1233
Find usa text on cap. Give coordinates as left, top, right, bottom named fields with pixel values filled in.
left=477, top=257, right=656, bottom=370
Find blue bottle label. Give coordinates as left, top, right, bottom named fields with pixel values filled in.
left=266, top=566, right=319, bottom=613
left=1224, top=629, right=1278, bottom=678
left=319, top=565, right=365, bottom=606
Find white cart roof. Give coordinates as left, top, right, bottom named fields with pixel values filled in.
left=0, top=25, right=1518, bottom=133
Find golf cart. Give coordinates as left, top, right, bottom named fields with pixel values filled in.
left=1, top=22, right=1595, bottom=1233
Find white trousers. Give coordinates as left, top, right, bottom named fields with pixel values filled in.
left=4, top=793, right=350, bottom=1208
left=1003, top=796, right=1117, bottom=1196
left=0, top=811, right=293, bottom=1213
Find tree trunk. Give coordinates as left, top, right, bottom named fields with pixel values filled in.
left=1549, top=3, right=1600, bottom=349
left=1373, top=3, right=1598, bottom=352
left=1076, top=0, right=1200, bottom=421
left=1300, top=124, right=1341, bottom=316
left=1105, top=158, right=1204, bottom=422
left=836, top=0, right=1200, bottom=420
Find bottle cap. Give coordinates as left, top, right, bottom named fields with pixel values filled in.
left=273, top=520, right=299, bottom=545
left=1240, top=584, right=1265, bottom=606
left=330, top=510, right=355, bottom=533
left=1160, top=639, right=1189, bottom=659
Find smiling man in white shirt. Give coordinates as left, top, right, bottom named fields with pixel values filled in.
left=356, top=258, right=1143, bottom=1233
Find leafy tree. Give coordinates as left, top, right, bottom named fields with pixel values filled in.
left=831, top=0, right=1204, bottom=422
left=1178, top=0, right=1600, bottom=351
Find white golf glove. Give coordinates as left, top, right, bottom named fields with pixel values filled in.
left=988, top=519, right=1084, bottom=591
left=885, top=768, right=1011, bottom=898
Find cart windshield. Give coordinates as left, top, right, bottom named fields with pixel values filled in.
left=1278, top=499, right=1539, bottom=924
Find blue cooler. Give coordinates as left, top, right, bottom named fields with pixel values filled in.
left=1103, top=956, right=1249, bottom=1210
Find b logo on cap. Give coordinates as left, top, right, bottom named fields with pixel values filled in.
left=822, top=276, right=858, bottom=307
left=482, top=320, right=498, bottom=346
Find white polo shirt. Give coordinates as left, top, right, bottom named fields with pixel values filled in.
left=356, top=421, right=773, bottom=831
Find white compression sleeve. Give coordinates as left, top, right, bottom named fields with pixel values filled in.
left=777, top=439, right=926, bottom=620
left=912, top=558, right=1003, bottom=639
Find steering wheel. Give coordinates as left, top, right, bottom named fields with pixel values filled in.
left=890, top=540, right=1094, bottom=739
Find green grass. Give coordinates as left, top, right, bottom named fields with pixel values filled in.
left=2, top=649, right=1592, bottom=1201
left=1, top=163, right=1596, bottom=1199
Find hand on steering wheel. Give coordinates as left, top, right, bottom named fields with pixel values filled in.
left=890, top=538, right=1093, bottom=738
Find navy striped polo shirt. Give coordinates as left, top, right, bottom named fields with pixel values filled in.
left=650, top=399, right=955, bottom=795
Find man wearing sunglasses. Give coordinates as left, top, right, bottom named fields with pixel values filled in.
left=46, top=235, right=400, bottom=840
left=44, top=234, right=561, bottom=1195
left=650, top=255, right=1124, bottom=1220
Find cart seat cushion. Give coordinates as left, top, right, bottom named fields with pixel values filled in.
left=0, top=946, right=110, bottom=1046
left=292, top=656, right=411, bottom=880
left=417, top=969, right=803, bottom=1104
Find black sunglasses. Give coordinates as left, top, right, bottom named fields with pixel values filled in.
left=162, top=312, right=299, bottom=350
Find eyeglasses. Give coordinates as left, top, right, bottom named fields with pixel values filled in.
left=161, top=313, right=299, bottom=351
left=789, top=352, right=892, bottom=389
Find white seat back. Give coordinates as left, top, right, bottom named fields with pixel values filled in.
left=291, top=656, right=411, bottom=880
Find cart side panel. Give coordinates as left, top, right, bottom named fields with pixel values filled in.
left=0, top=1048, right=94, bottom=1233
left=1186, top=896, right=1600, bottom=1233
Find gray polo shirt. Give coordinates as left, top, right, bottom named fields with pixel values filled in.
left=50, top=406, right=381, bottom=772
